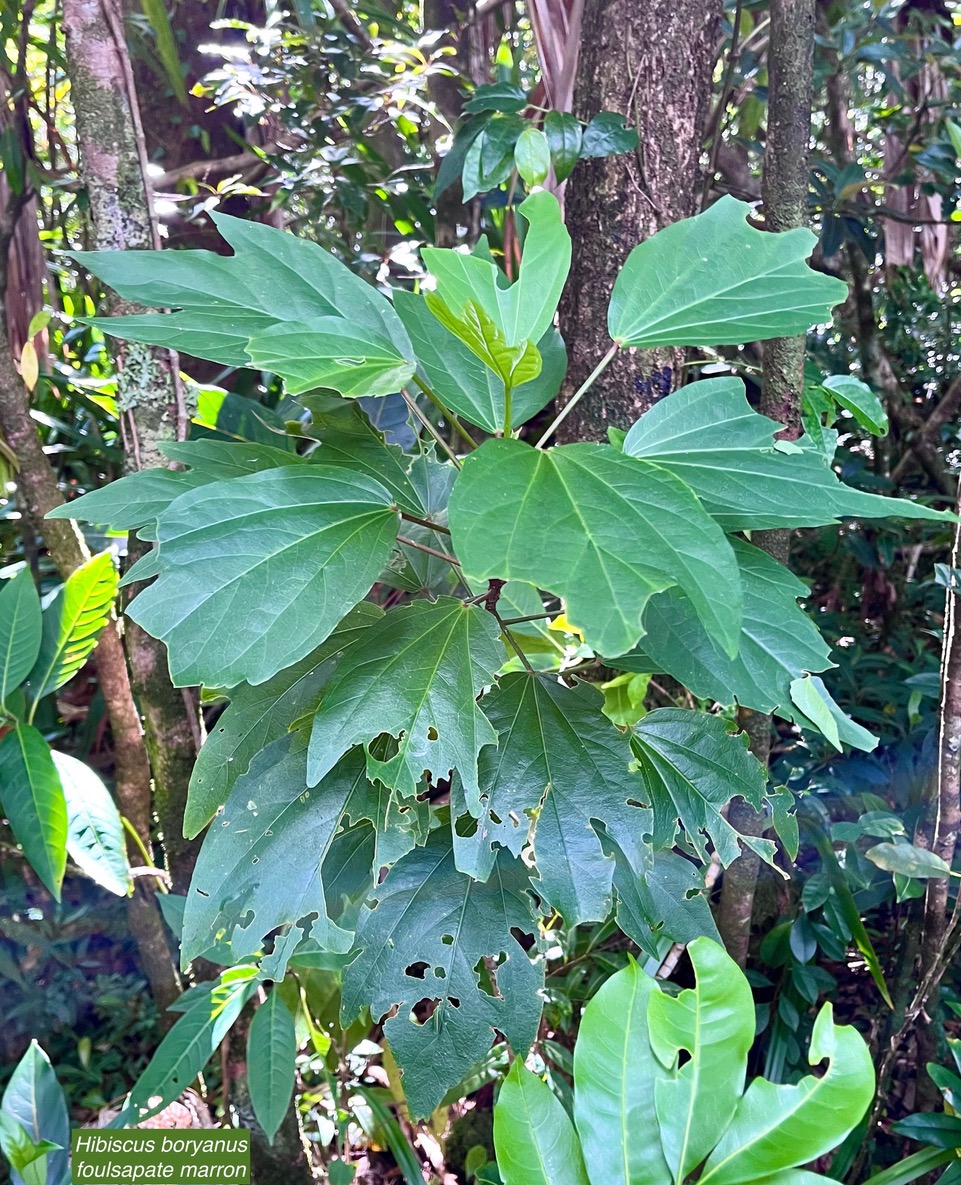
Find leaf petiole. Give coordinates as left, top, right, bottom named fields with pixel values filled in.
left=536, top=341, right=619, bottom=448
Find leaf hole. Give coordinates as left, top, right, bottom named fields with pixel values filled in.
left=455, top=813, right=479, bottom=838
left=406, top=961, right=429, bottom=980
left=441, top=934, right=454, bottom=946
left=434, top=966, right=446, bottom=979
left=427, top=725, right=439, bottom=741
left=489, top=810, right=503, bottom=825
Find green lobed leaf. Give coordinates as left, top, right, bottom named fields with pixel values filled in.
left=307, top=598, right=503, bottom=810
left=51, top=751, right=130, bottom=897
left=25, top=553, right=118, bottom=702
left=127, top=467, right=399, bottom=687
left=544, top=111, right=582, bottom=182
left=0, top=725, right=67, bottom=899
left=342, top=829, right=543, bottom=1118
left=572, top=959, right=670, bottom=1185
left=495, top=1061, right=590, bottom=1185
left=1, top=1042, right=70, bottom=1185
left=631, top=710, right=777, bottom=868
left=449, top=438, right=742, bottom=660
left=248, top=989, right=297, bottom=1145
left=649, top=937, right=755, bottom=1183
left=0, top=571, right=42, bottom=707
left=698, top=1003, right=875, bottom=1185
left=609, top=196, right=849, bottom=348
left=185, top=603, right=382, bottom=838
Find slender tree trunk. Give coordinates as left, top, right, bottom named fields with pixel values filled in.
left=62, top=0, right=201, bottom=893
left=715, top=0, right=815, bottom=965
left=556, top=0, right=722, bottom=442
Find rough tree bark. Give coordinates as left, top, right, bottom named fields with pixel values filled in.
left=715, top=0, right=816, bottom=965
left=556, top=0, right=722, bottom=442
left=62, top=0, right=201, bottom=894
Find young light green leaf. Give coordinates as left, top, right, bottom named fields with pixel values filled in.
left=698, top=1004, right=875, bottom=1185
left=609, top=196, right=848, bottom=348
left=572, top=959, right=670, bottom=1185
left=307, top=599, right=503, bottom=810
left=0, top=725, right=67, bottom=899
left=26, top=552, right=117, bottom=702
left=185, top=603, right=381, bottom=838
left=631, top=710, right=777, bottom=868
left=495, top=1061, right=590, bottom=1185
left=1, top=1041, right=70, bottom=1185
left=544, top=111, right=582, bottom=182
left=342, top=829, right=543, bottom=1119
left=865, top=842, right=953, bottom=879
left=425, top=294, right=543, bottom=389
left=514, top=128, right=551, bottom=186
left=248, top=990, right=297, bottom=1146
left=52, top=751, right=130, bottom=897
left=395, top=291, right=566, bottom=434
left=649, top=937, right=755, bottom=1184
left=0, top=571, right=42, bottom=707
left=0, top=1111, right=59, bottom=1182
left=448, top=438, right=742, bottom=660
left=127, top=467, right=398, bottom=687
left=822, top=375, right=889, bottom=436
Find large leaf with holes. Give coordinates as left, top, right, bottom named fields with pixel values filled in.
left=0, top=571, right=41, bottom=708
left=127, top=467, right=398, bottom=687
left=453, top=674, right=647, bottom=926
left=616, top=538, right=832, bottom=715
left=52, top=751, right=130, bottom=897
left=608, top=196, right=848, bottom=348
left=307, top=599, right=503, bottom=810
left=77, top=213, right=415, bottom=395
left=495, top=1061, right=591, bottom=1185
left=449, top=439, right=741, bottom=659
left=25, top=553, right=117, bottom=701
left=182, top=737, right=372, bottom=969
left=422, top=190, right=571, bottom=349
left=0, top=725, right=67, bottom=898
left=395, top=291, right=566, bottom=434
left=648, top=938, right=755, bottom=1184
left=185, top=603, right=382, bottom=838
left=621, top=378, right=951, bottom=529
left=342, top=828, right=542, bottom=1118
left=631, top=710, right=776, bottom=868
left=572, top=959, right=669, bottom=1185
left=698, top=1004, right=875, bottom=1185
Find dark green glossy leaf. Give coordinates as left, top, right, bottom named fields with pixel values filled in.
left=463, top=84, right=528, bottom=113
left=580, top=111, right=638, bottom=158
left=0, top=725, right=67, bottom=899
left=544, top=111, right=582, bottom=181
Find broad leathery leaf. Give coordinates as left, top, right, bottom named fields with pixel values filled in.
left=615, top=538, right=832, bottom=719
left=865, top=842, right=952, bottom=879
left=422, top=191, right=572, bottom=348
left=395, top=291, right=567, bottom=434
left=342, top=829, right=543, bottom=1118
left=631, top=710, right=777, bottom=868
left=544, top=111, right=582, bottom=182
left=185, top=603, right=382, bottom=838
left=822, top=375, right=888, bottom=436
left=0, top=725, right=67, bottom=899
left=790, top=675, right=878, bottom=752
left=649, top=937, right=755, bottom=1183
left=182, top=737, right=369, bottom=969
left=514, top=128, right=551, bottom=186
left=464, top=83, right=528, bottom=113
left=307, top=599, right=502, bottom=810
left=246, top=317, right=415, bottom=397
left=127, top=467, right=398, bottom=687
left=1, top=1042, right=70, bottom=1185
left=51, top=751, right=130, bottom=897
left=572, top=960, right=670, bottom=1185
left=495, top=1061, right=590, bottom=1185
left=621, top=378, right=949, bottom=530
left=449, top=438, right=742, bottom=660
left=699, top=1004, right=875, bottom=1185
left=248, top=990, right=297, bottom=1145
left=126, top=971, right=259, bottom=1124
left=0, top=570, right=41, bottom=706
left=609, top=196, right=848, bottom=348
left=25, top=553, right=117, bottom=701
left=453, top=674, right=646, bottom=927
left=425, top=294, right=543, bottom=391
left=76, top=212, right=415, bottom=383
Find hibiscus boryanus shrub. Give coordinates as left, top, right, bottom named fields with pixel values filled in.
left=49, top=192, right=952, bottom=1127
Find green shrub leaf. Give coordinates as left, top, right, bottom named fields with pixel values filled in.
left=248, top=990, right=297, bottom=1145
left=52, top=751, right=130, bottom=897
left=495, top=1061, right=590, bottom=1185
left=0, top=570, right=42, bottom=708
left=0, top=725, right=67, bottom=899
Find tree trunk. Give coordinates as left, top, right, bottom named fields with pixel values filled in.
left=715, top=0, right=816, bottom=966
left=62, top=0, right=201, bottom=894
left=556, top=0, right=722, bottom=442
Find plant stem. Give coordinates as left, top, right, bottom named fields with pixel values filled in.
left=399, top=510, right=451, bottom=535
left=535, top=342, right=620, bottom=448
left=701, top=0, right=744, bottom=209
left=122, top=815, right=167, bottom=892
left=492, top=609, right=537, bottom=675
left=402, top=389, right=462, bottom=468
left=500, top=611, right=554, bottom=626
left=411, top=374, right=475, bottom=449
left=396, top=534, right=461, bottom=566
left=503, top=381, right=513, bottom=439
